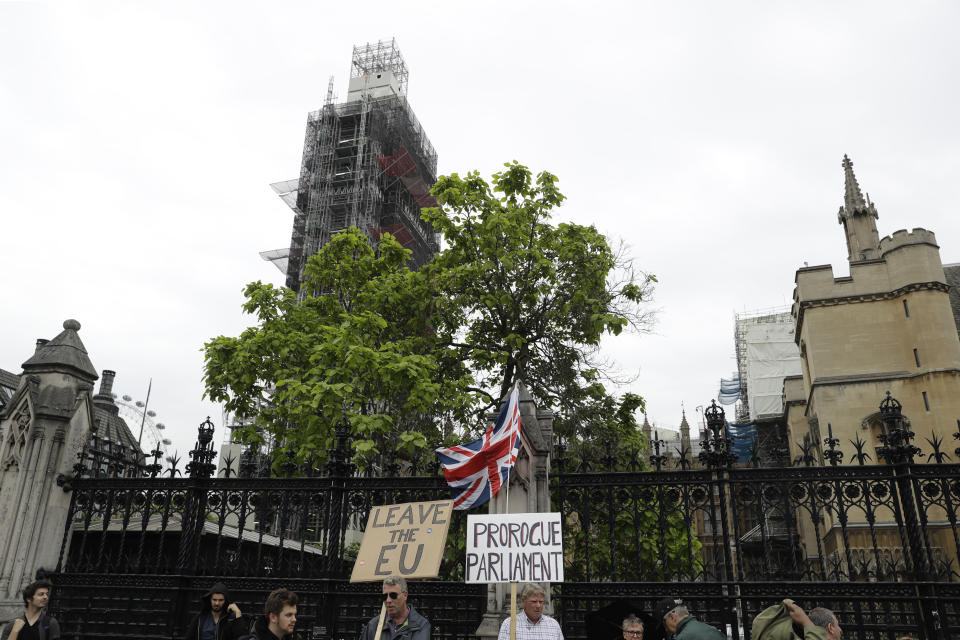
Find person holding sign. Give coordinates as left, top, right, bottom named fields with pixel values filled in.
left=497, top=584, right=563, bottom=640
left=359, top=577, right=431, bottom=640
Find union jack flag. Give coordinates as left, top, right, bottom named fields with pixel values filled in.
left=435, top=385, right=522, bottom=510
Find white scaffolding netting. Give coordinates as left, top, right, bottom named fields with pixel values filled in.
left=738, top=313, right=802, bottom=420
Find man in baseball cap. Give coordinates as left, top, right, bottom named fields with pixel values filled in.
left=653, top=598, right=724, bottom=639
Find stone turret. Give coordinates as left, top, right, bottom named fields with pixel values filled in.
left=837, top=155, right=881, bottom=262
left=789, top=157, right=960, bottom=478
left=0, top=320, right=98, bottom=620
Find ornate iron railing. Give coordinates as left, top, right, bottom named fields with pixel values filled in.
left=552, top=399, right=960, bottom=640
left=50, top=420, right=483, bottom=640
left=49, top=397, right=960, bottom=640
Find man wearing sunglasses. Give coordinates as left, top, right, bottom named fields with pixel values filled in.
left=360, top=576, right=431, bottom=640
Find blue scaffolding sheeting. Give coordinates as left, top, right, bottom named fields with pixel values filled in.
left=727, top=422, right=756, bottom=463
left=718, top=373, right=741, bottom=405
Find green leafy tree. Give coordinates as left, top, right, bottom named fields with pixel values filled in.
left=422, top=162, right=656, bottom=431
left=203, top=228, right=474, bottom=472
left=205, top=162, right=655, bottom=467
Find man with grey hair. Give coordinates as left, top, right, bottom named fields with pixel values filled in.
left=498, top=583, right=563, bottom=640
left=653, top=598, right=724, bottom=639
left=785, top=602, right=841, bottom=640
left=360, top=576, right=431, bottom=640
left=621, top=615, right=644, bottom=640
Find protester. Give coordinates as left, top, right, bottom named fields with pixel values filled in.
left=622, top=615, right=644, bottom=640
left=360, top=576, right=430, bottom=640
left=653, top=598, right=724, bottom=640
left=752, top=600, right=841, bottom=640
left=1, top=579, right=60, bottom=640
left=805, top=607, right=843, bottom=640
left=250, top=589, right=298, bottom=640
left=184, top=582, right=249, bottom=640
left=498, top=583, right=563, bottom=640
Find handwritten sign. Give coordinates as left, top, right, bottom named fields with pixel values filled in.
left=466, top=512, right=564, bottom=584
left=350, top=499, right=454, bottom=583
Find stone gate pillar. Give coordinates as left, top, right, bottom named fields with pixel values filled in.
left=475, top=383, right=555, bottom=640
left=0, top=320, right=98, bottom=622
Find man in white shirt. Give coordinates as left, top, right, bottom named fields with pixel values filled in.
left=498, top=584, right=563, bottom=640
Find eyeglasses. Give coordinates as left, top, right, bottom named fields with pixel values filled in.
left=624, top=631, right=643, bottom=637
left=384, top=592, right=401, bottom=600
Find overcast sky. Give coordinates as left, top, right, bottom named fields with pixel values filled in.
left=3, top=1, right=959, bottom=455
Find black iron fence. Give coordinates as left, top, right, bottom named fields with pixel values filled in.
left=50, top=421, right=485, bottom=640
left=553, top=397, right=960, bottom=640
left=49, top=397, right=960, bottom=640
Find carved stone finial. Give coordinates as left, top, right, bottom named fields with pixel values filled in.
left=842, top=155, right=869, bottom=215
left=63, top=319, right=81, bottom=331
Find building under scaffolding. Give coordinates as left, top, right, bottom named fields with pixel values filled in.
left=263, top=39, right=440, bottom=293
left=733, top=307, right=802, bottom=422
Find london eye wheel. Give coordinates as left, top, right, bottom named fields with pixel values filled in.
left=113, top=393, right=171, bottom=455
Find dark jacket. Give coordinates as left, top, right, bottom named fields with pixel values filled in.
left=184, top=582, right=250, bottom=640
left=1, top=614, right=60, bottom=640
left=360, top=606, right=430, bottom=640
left=673, top=615, right=726, bottom=640
left=249, top=616, right=291, bottom=640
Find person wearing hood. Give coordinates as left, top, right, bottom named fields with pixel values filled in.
left=183, top=582, right=249, bottom=640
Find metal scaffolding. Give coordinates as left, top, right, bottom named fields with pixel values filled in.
left=351, top=38, right=409, bottom=95
left=267, top=39, right=440, bottom=293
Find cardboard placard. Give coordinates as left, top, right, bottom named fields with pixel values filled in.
left=465, top=512, right=564, bottom=584
left=350, top=499, right=454, bottom=582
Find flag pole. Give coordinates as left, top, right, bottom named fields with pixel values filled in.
left=509, top=582, right=518, bottom=640
left=505, top=380, right=519, bottom=515
left=506, top=380, right=519, bottom=640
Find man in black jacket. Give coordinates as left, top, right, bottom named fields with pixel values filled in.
left=1, top=580, right=60, bottom=640
left=249, top=589, right=298, bottom=640
left=183, top=582, right=249, bottom=640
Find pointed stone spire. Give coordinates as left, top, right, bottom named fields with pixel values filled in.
left=642, top=412, right=652, bottom=445
left=679, top=405, right=691, bottom=452
left=842, top=154, right=869, bottom=215
left=837, top=155, right=881, bottom=261
left=21, top=319, right=98, bottom=382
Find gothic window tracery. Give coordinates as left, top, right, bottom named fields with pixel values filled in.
left=2, top=406, right=31, bottom=470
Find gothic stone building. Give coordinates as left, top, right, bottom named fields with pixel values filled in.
left=783, top=156, right=960, bottom=574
